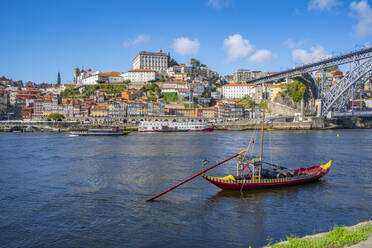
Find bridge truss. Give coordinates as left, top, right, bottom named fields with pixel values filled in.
left=248, top=47, right=372, bottom=85
left=321, top=57, right=372, bottom=116
left=246, top=47, right=372, bottom=118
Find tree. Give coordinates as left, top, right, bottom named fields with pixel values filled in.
left=141, top=83, right=161, bottom=97
left=190, top=58, right=200, bottom=67
left=286, top=81, right=307, bottom=102
left=326, top=65, right=338, bottom=72
left=240, top=94, right=255, bottom=109
left=96, top=79, right=106, bottom=84
left=169, top=58, right=179, bottom=66
left=47, top=113, right=65, bottom=121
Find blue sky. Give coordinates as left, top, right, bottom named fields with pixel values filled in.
left=0, top=0, right=371, bottom=84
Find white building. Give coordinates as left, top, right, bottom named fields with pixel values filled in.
left=166, top=65, right=192, bottom=76
left=121, top=69, right=156, bottom=83
left=81, top=72, right=123, bottom=85
left=132, top=50, right=168, bottom=72
left=159, top=81, right=189, bottom=97
left=222, top=84, right=256, bottom=99
left=189, top=83, right=204, bottom=97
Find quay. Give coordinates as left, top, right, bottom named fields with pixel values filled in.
left=1, top=116, right=372, bottom=132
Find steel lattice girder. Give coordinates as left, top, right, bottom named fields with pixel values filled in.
left=248, top=47, right=372, bottom=85
left=321, top=58, right=372, bottom=116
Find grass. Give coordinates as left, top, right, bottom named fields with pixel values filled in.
left=270, top=223, right=372, bottom=248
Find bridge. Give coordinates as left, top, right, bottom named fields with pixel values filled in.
left=247, top=47, right=372, bottom=118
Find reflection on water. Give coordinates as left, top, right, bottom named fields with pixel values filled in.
left=0, top=130, right=371, bottom=248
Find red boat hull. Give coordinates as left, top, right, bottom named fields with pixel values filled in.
left=201, top=165, right=330, bottom=190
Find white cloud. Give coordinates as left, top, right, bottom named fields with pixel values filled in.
left=292, top=45, right=331, bottom=64
left=172, top=37, right=200, bottom=55
left=365, top=41, right=371, bottom=48
left=308, top=0, right=341, bottom=10
left=248, top=50, right=276, bottom=63
left=284, top=38, right=307, bottom=49
left=223, top=34, right=253, bottom=62
left=208, top=0, right=231, bottom=8
left=123, top=34, right=151, bottom=47
left=350, top=0, right=372, bottom=36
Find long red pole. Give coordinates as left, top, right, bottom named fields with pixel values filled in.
left=146, top=149, right=247, bottom=201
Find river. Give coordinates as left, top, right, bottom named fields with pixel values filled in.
left=0, top=130, right=371, bottom=247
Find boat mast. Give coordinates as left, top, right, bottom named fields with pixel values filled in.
left=260, top=84, right=266, bottom=161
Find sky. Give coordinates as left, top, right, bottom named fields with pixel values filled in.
left=0, top=0, right=371, bottom=84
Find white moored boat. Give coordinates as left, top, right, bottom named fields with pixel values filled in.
left=138, top=121, right=213, bottom=132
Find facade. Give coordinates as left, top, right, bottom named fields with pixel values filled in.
left=108, top=100, right=126, bottom=120
left=132, top=50, right=168, bottom=72
left=189, top=83, right=205, bottom=97
left=166, top=65, right=192, bottom=75
left=74, top=68, right=97, bottom=86
left=121, top=69, right=156, bottom=82
left=222, top=84, right=256, bottom=99
left=127, top=101, right=146, bottom=116
left=233, top=69, right=252, bottom=83
left=81, top=72, right=123, bottom=85
left=233, top=69, right=264, bottom=83
left=160, top=81, right=189, bottom=97
left=215, top=101, right=244, bottom=119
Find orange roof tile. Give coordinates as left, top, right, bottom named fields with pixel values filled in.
left=223, top=84, right=256, bottom=87
left=98, top=72, right=122, bottom=77
left=128, top=69, right=155, bottom=72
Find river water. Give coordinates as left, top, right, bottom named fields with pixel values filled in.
left=0, top=130, right=371, bottom=247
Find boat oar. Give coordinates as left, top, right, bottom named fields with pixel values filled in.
left=146, top=149, right=248, bottom=201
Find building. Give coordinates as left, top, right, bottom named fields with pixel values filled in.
left=233, top=69, right=252, bottom=83
left=168, top=108, right=195, bottom=117
left=132, top=50, right=168, bottom=72
left=267, top=85, right=287, bottom=102
left=215, top=101, right=244, bottom=119
left=121, top=69, right=156, bottom=83
left=121, top=90, right=139, bottom=101
left=233, top=69, right=264, bottom=83
left=108, top=99, right=126, bottom=120
left=166, top=65, right=193, bottom=76
left=127, top=101, right=146, bottom=116
left=81, top=72, right=123, bottom=85
left=222, top=84, right=256, bottom=99
left=74, top=68, right=97, bottom=86
left=189, top=83, right=205, bottom=97
left=160, top=81, right=189, bottom=97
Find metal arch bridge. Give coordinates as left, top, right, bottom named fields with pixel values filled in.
left=246, top=47, right=372, bottom=117
left=248, top=47, right=372, bottom=85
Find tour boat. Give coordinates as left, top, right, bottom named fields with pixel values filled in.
left=70, top=128, right=130, bottom=136
left=138, top=121, right=213, bottom=132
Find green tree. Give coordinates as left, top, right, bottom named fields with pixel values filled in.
left=240, top=94, right=255, bottom=109
left=326, top=65, right=339, bottom=72
left=47, top=113, right=65, bottom=121
left=141, top=83, right=161, bottom=98
left=60, top=87, right=80, bottom=98
left=168, top=58, right=179, bottom=66
left=190, top=58, right=200, bottom=67
left=161, top=92, right=178, bottom=103
left=96, top=79, right=106, bottom=84
left=286, top=81, right=307, bottom=102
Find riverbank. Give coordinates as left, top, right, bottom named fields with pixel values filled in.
left=263, top=220, right=372, bottom=248
left=1, top=117, right=372, bottom=132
